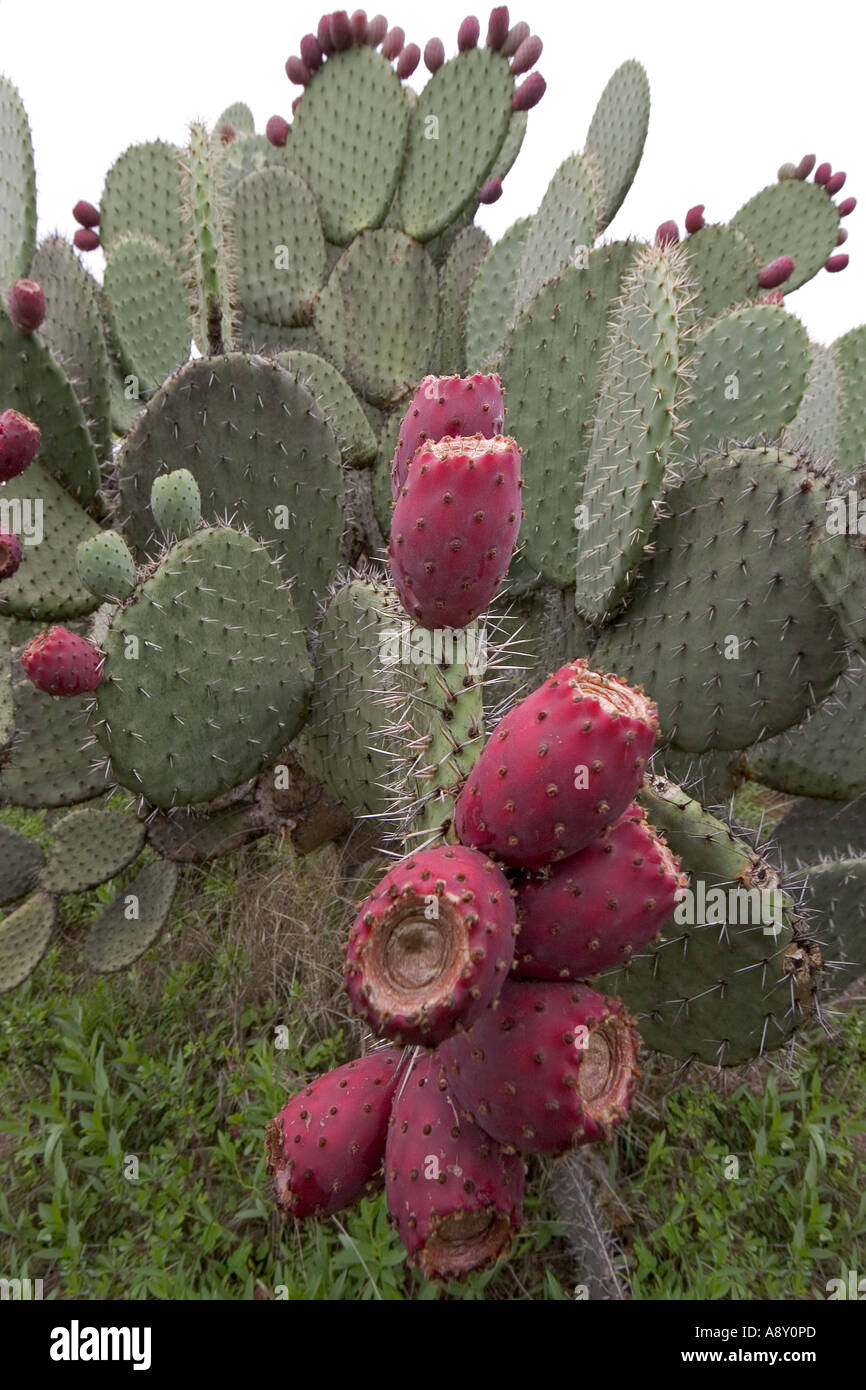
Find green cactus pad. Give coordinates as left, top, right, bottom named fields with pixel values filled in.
left=217, top=133, right=289, bottom=194
left=92, top=526, right=312, bottom=807
left=797, top=858, right=866, bottom=991
left=730, top=180, right=839, bottom=293
left=214, top=102, right=255, bottom=137
left=498, top=240, right=637, bottom=586
left=682, top=224, right=761, bottom=320
left=0, top=460, right=102, bottom=620
left=513, top=154, right=600, bottom=322
left=0, top=823, right=44, bottom=906
left=655, top=746, right=741, bottom=806
left=781, top=341, right=841, bottom=460
left=29, top=237, right=113, bottom=464
left=371, top=411, right=401, bottom=541
left=102, top=235, right=191, bottom=392
left=583, top=61, right=650, bottom=229
left=600, top=775, right=809, bottom=1064
left=235, top=311, right=312, bottom=354
left=39, top=805, right=145, bottom=894
left=0, top=311, right=101, bottom=501
left=314, top=230, right=438, bottom=408
left=0, top=621, right=13, bottom=751
left=575, top=243, right=686, bottom=620
left=834, top=325, right=866, bottom=472
left=396, top=48, right=513, bottom=242
left=0, top=892, right=55, bottom=993
left=438, top=227, right=491, bottom=376
left=776, top=797, right=866, bottom=869
left=76, top=530, right=137, bottom=601
left=116, top=353, right=344, bottom=629
left=290, top=46, right=408, bottom=244
left=84, top=859, right=179, bottom=974
left=150, top=469, right=202, bottom=539
left=681, top=303, right=809, bottom=456
left=100, top=140, right=186, bottom=265
left=181, top=122, right=234, bottom=356
left=276, top=351, right=377, bottom=466
left=745, top=660, right=866, bottom=800
left=809, top=530, right=866, bottom=657
left=465, top=217, right=530, bottom=369
left=231, top=166, right=325, bottom=327
left=0, top=76, right=36, bottom=288
left=592, top=448, right=847, bottom=751
left=487, top=587, right=593, bottom=706
left=489, top=111, right=527, bottom=183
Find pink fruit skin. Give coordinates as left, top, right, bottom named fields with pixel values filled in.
left=424, top=37, right=445, bottom=71
left=285, top=55, right=311, bottom=85
left=72, top=199, right=100, bottom=228
left=396, top=42, right=420, bottom=77
left=389, top=434, right=522, bottom=630
left=454, top=659, right=658, bottom=868
left=796, top=153, right=815, bottom=179
left=825, top=171, right=846, bottom=195
left=838, top=197, right=856, bottom=217
left=837, top=228, right=849, bottom=245
left=758, top=254, right=795, bottom=289
left=511, top=804, right=686, bottom=980
left=266, top=1052, right=404, bottom=1219
left=391, top=372, right=505, bottom=500
left=351, top=8, right=368, bottom=43
left=685, top=204, right=705, bottom=234
left=382, top=25, right=404, bottom=58
left=317, top=14, right=335, bottom=54
left=655, top=219, right=679, bottom=245
left=20, top=626, right=103, bottom=697
left=501, top=20, right=529, bottom=56
left=458, top=15, right=480, bottom=50
left=0, top=531, right=24, bottom=581
left=8, top=278, right=46, bottom=334
left=385, top=1052, right=525, bottom=1279
left=329, top=10, right=353, bottom=49
left=815, top=161, right=831, bottom=185
left=509, top=34, right=542, bottom=75
left=826, top=254, right=849, bottom=272
left=265, top=115, right=290, bottom=146
left=345, top=845, right=517, bottom=1045
left=512, top=72, right=545, bottom=110
left=486, top=6, right=510, bottom=48
left=299, top=33, right=323, bottom=70
left=0, top=408, right=41, bottom=481
left=478, top=176, right=502, bottom=204
left=74, top=228, right=100, bottom=251
left=440, top=979, right=641, bottom=1153
left=367, top=13, right=388, bottom=46
left=759, top=290, right=785, bottom=306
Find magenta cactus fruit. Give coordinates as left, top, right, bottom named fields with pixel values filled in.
left=367, top=13, right=388, bottom=45
left=796, top=153, right=816, bottom=179
left=758, top=254, right=795, bottom=289
left=839, top=196, right=856, bottom=217
left=815, top=161, right=831, bottom=185
left=825, top=170, right=846, bottom=195
left=837, top=227, right=849, bottom=245
left=511, top=804, right=686, bottom=981
left=351, top=8, right=368, bottom=42
left=0, top=532, right=23, bottom=582
left=391, top=372, right=505, bottom=499
left=382, top=25, right=404, bottom=58
left=424, top=36, right=445, bottom=71
left=73, top=227, right=100, bottom=252
left=266, top=115, right=290, bottom=147
left=439, top=980, right=641, bottom=1153
left=266, top=1051, right=404, bottom=1219
left=389, top=434, right=522, bottom=630
left=458, top=15, right=481, bottom=50
left=478, top=175, right=503, bottom=204
left=655, top=219, right=679, bottom=246
left=0, top=408, right=41, bottom=481
left=286, top=55, right=312, bottom=85
left=826, top=254, right=849, bottom=272
left=758, top=289, right=785, bottom=306
left=385, top=1052, right=525, bottom=1279
left=486, top=6, right=510, bottom=48
left=329, top=10, right=353, bottom=49
left=685, top=203, right=705, bottom=234
left=316, top=14, right=335, bottom=53
left=396, top=42, right=420, bottom=77
left=217, top=122, right=236, bottom=144
left=72, top=198, right=100, bottom=228
left=509, top=33, right=542, bottom=75
left=454, top=660, right=659, bottom=869
left=512, top=72, right=545, bottom=111
left=300, top=33, right=324, bottom=69
left=501, top=19, right=529, bottom=56
left=7, top=278, right=46, bottom=335
left=777, top=162, right=798, bottom=181
left=345, top=845, right=517, bottom=1045
left=20, top=626, right=103, bottom=697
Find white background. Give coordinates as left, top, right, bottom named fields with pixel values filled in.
left=2, top=0, right=864, bottom=343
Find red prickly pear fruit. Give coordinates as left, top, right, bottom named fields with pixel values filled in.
left=512, top=71, right=545, bottom=110
left=509, top=33, right=542, bottom=75
left=758, top=254, right=795, bottom=289
left=796, top=153, right=815, bottom=179
left=396, top=42, right=420, bottom=77
left=458, top=14, right=480, bottom=49
left=7, top=278, right=46, bottom=334
left=758, top=290, right=785, bottom=306
left=685, top=204, right=705, bottom=234
left=478, top=176, right=502, bottom=204
left=317, top=14, right=335, bottom=54
left=838, top=197, right=856, bottom=217
left=329, top=10, right=353, bottom=49
left=826, top=254, right=849, bottom=272
left=501, top=20, right=529, bottom=56
left=382, top=25, right=404, bottom=58
left=351, top=8, right=368, bottom=42
left=265, top=1051, right=405, bottom=1219
left=0, top=408, right=41, bottom=481
left=300, top=33, right=324, bottom=70
left=286, top=55, right=312, bottom=85
left=440, top=979, right=642, bottom=1153
left=73, top=227, right=100, bottom=252
left=345, top=845, right=517, bottom=1045
left=266, top=115, right=290, bottom=147
left=511, top=804, right=686, bottom=981
left=291, top=96, right=302, bottom=115
left=389, top=434, right=522, bottom=630
left=454, top=660, right=659, bottom=869
left=391, top=372, right=505, bottom=499
left=814, top=161, right=831, bottom=185
left=486, top=6, right=510, bottom=48
left=367, top=13, right=388, bottom=46
left=0, top=532, right=23, bottom=581
left=837, top=227, right=849, bottom=245
left=424, top=37, right=445, bottom=72
left=825, top=170, right=846, bottom=195
left=72, top=198, right=100, bottom=228
left=217, top=122, right=236, bottom=144
left=21, top=626, right=103, bottom=697
left=777, top=161, right=798, bottom=181
left=385, top=1052, right=525, bottom=1279
left=655, top=219, right=679, bottom=246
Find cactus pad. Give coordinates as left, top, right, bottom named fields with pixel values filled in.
left=276, top=350, right=377, bottom=465
left=583, top=61, right=650, bottom=229
left=0, top=892, right=55, bottom=993
left=465, top=217, right=530, bottom=368
left=39, top=805, right=145, bottom=893
left=100, top=140, right=186, bottom=265
left=513, top=153, right=600, bottom=321
left=781, top=341, right=841, bottom=460
left=231, top=166, right=325, bottom=326
left=102, top=236, right=191, bottom=392
left=834, top=324, right=866, bottom=472
left=745, top=660, right=866, bottom=801
left=730, top=180, right=839, bottom=293
left=0, top=76, right=36, bottom=288
left=76, top=530, right=137, bottom=601
left=84, top=859, right=179, bottom=973
left=438, top=226, right=491, bottom=375
left=683, top=224, right=761, bottom=319
left=0, top=460, right=102, bottom=620
left=0, top=823, right=44, bottom=906
left=797, top=858, right=866, bottom=991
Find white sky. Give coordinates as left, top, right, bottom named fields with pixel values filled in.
left=2, top=0, right=864, bottom=344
